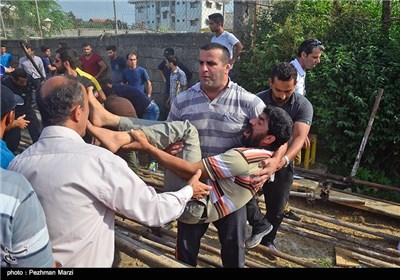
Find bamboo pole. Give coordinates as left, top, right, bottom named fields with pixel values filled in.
left=279, top=224, right=400, bottom=266
left=351, top=88, right=384, bottom=178
left=115, top=231, right=190, bottom=268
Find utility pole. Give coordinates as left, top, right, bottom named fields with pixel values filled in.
left=113, top=0, right=118, bottom=34
left=34, top=0, right=43, bottom=37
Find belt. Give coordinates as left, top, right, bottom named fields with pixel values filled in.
left=146, top=100, right=155, bottom=109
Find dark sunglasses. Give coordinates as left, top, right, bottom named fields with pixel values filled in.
left=310, top=39, right=322, bottom=46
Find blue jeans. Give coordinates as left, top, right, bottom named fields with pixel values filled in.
left=141, top=101, right=160, bottom=121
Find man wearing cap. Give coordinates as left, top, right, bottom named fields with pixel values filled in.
left=1, top=85, right=24, bottom=168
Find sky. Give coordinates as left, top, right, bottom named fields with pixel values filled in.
left=57, top=0, right=135, bottom=23
left=57, top=0, right=233, bottom=24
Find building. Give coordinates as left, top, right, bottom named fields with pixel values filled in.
left=129, top=0, right=228, bottom=32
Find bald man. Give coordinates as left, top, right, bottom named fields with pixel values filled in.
left=8, top=75, right=211, bottom=267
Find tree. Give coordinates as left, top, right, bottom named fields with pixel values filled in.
left=1, top=0, right=74, bottom=39
left=236, top=0, right=400, bottom=187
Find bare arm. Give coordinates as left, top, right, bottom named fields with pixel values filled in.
left=95, top=60, right=108, bottom=80
left=231, top=41, right=244, bottom=65
left=158, top=69, right=167, bottom=83
left=145, top=80, right=152, bottom=98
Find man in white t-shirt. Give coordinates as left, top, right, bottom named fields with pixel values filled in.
left=208, top=13, right=243, bottom=79
left=290, top=38, right=325, bottom=96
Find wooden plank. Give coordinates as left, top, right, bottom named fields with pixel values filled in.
left=291, top=178, right=319, bottom=192
left=335, top=247, right=359, bottom=267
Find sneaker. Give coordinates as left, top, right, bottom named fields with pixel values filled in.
left=245, top=224, right=273, bottom=249
left=283, top=210, right=302, bottom=221
left=148, top=160, right=158, bottom=172
left=264, top=241, right=278, bottom=261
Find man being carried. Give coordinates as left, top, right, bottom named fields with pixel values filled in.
left=87, top=104, right=293, bottom=225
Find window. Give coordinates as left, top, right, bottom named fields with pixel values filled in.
left=190, top=19, right=198, bottom=26
left=206, top=0, right=212, bottom=8
left=163, top=11, right=168, bottom=19
left=216, top=2, right=222, bottom=10
left=190, top=1, right=198, bottom=8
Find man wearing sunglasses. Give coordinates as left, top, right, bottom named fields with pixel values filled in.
left=290, top=38, right=325, bottom=97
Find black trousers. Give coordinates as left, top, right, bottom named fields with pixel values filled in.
left=176, top=205, right=246, bottom=268
left=246, top=163, right=294, bottom=243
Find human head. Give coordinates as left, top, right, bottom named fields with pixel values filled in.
left=163, top=47, right=174, bottom=59
left=296, top=38, right=325, bottom=70
left=208, top=13, right=224, bottom=32
left=126, top=52, right=138, bottom=69
left=166, top=55, right=178, bottom=70
left=41, top=46, right=51, bottom=58
left=54, top=47, right=79, bottom=73
left=106, top=45, right=117, bottom=59
left=24, top=45, right=34, bottom=58
left=37, top=75, right=89, bottom=136
left=198, top=42, right=230, bottom=91
left=1, top=85, right=24, bottom=119
left=242, top=105, right=293, bottom=151
left=269, top=62, right=297, bottom=107
left=82, top=43, right=93, bottom=56
left=10, top=68, right=29, bottom=88
left=1, top=45, right=6, bottom=55
left=57, top=42, right=68, bottom=49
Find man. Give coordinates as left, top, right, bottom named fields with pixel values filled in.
left=291, top=38, right=325, bottom=96
left=165, top=55, right=187, bottom=109
left=1, top=85, right=24, bottom=168
left=18, top=45, right=46, bottom=91
left=88, top=105, right=293, bottom=225
left=106, top=45, right=127, bottom=84
left=1, top=45, right=14, bottom=69
left=122, top=52, right=152, bottom=98
left=8, top=75, right=211, bottom=267
left=40, top=46, right=56, bottom=79
left=208, top=13, right=243, bottom=79
left=2, top=69, right=42, bottom=152
left=103, top=80, right=159, bottom=121
left=54, top=47, right=106, bottom=103
left=158, top=47, right=192, bottom=120
left=245, top=62, right=313, bottom=260
left=1, top=86, right=53, bottom=268
left=168, top=42, right=265, bottom=267
left=79, top=43, right=108, bottom=81
left=284, top=38, right=324, bottom=221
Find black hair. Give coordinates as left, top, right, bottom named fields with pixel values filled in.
left=270, top=62, right=297, bottom=83
left=297, top=38, right=325, bottom=57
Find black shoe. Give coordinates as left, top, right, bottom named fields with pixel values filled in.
left=284, top=210, right=302, bottom=221
left=264, top=241, right=278, bottom=261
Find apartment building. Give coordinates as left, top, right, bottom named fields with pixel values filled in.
left=129, top=0, right=227, bottom=32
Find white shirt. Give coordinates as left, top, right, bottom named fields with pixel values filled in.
left=211, top=31, right=239, bottom=60
left=8, top=126, right=193, bottom=267
left=18, top=55, right=46, bottom=80
left=291, top=58, right=306, bottom=96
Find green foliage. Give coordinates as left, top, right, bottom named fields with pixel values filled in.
left=236, top=0, right=400, bottom=184
left=316, top=257, right=334, bottom=268
left=1, top=0, right=74, bottom=39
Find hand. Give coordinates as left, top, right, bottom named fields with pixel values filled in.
left=13, top=114, right=30, bottom=129
left=121, top=129, right=150, bottom=151
left=188, top=169, right=212, bottom=200
left=164, top=141, right=184, bottom=155
left=303, top=136, right=310, bottom=149
left=250, top=157, right=281, bottom=187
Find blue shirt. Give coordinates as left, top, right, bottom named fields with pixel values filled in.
left=122, top=67, right=150, bottom=94
left=1, top=140, right=14, bottom=169
left=110, top=56, right=127, bottom=84
left=1, top=53, right=13, bottom=68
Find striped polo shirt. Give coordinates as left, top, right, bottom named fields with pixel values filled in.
left=168, top=81, right=266, bottom=157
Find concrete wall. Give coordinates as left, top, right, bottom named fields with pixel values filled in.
left=3, top=32, right=212, bottom=120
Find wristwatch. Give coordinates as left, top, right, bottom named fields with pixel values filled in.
left=283, top=155, right=291, bottom=168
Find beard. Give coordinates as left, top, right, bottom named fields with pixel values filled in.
left=56, top=65, right=67, bottom=75
left=241, top=122, right=268, bottom=148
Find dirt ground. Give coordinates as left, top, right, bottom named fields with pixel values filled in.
left=113, top=169, right=400, bottom=268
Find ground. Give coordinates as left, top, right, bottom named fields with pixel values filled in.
left=113, top=169, right=400, bottom=268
